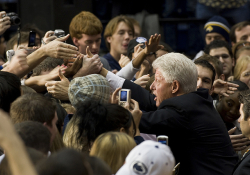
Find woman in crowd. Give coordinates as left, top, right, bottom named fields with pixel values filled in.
left=234, top=56, right=250, bottom=88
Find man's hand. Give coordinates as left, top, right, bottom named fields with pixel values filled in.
left=134, top=74, right=150, bottom=88
left=45, top=69, right=70, bottom=100
left=0, top=11, right=10, bottom=35
left=111, top=88, right=121, bottom=104
left=63, top=54, right=83, bottom=77
left=133, top=43, right=143, bottom=59
left=213, top=79, right=239, bottom=97
left=144, top=34, right=164, bottom=54
left=42, top=34, right=79, bottom=59
left=2, top=49, right=29, bottom=78
left=41, top=31, right=57, bottom=46
left=125, top=99, right=142, bottom=136
left=119, top=54, right=130, bottom=68
left=228, top=127, right=250, bottom=151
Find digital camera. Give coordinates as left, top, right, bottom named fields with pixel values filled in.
left=2, top=12, right=21, bottom=26
left=54, top=29, right=65, bottom=38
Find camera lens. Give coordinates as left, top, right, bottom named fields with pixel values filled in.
left=12, top=16, right=21, bottom=26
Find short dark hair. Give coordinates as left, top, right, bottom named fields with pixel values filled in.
left=230, top=21, right=250, bottom=43
left=36, top=149, right=92, bottom=175
left=0, top=71, right=21, bottom=112
left=196, top=54, right=223, bottom=77
left=239, top=89, right=250, bottom=120
left=194, top=59, right=216, bottom=85
left=10, top=93, right=56, bottom=126
left=32, top=57, right=63, bottom=76
left=15, top=121, right=51, bottom=154
left=204, top=40, right=233, bottom=57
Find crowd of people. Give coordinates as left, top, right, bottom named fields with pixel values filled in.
left=1, top=6, right=250, bottom=175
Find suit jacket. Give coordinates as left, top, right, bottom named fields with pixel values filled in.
left=123, top=80, right=238, bottom=175
left=233, top=150, right=250, bottom=175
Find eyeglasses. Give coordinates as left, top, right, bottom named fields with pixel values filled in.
left=234, top=41, right=250, bottom=60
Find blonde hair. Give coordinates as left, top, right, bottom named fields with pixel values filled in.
left=89, top=132, right=136, bottom=174
left=234, top=55, right=250, bottom=80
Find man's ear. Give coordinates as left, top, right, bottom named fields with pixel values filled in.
left=219, top=74, right=225, bottom=81
left=171, top=80, right=180, bottom=94
left=107, top=36, right=112, bottom=43
left=120, top=127, right=125, bottom=133
left=209, top=85, right=214, bottom=95
left=72, top=37, right=79, bottom=47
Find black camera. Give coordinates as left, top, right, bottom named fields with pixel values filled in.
left=2, top=12, right=21, bottom=26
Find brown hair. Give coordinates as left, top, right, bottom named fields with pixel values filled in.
left=104, top=15, right=134, bottom=51
left=239, top=89, right=250, bottom=120
left=196, top=54, right=223, bottom=77
left=230, top=21, right=250, bottom=43
left=232, top=41, right=250, bottom=62
left=69, top=11, right=103, bottom=39
left=89, top=132, right=136, bottom=174
left=234, top=55, right=250, bottom=80
left=10, top=93, right=56, bottom=126
left=6, top=31, right=30, bottom=50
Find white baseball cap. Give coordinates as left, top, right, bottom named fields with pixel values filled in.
left=116, top=140, right=175, bottom=175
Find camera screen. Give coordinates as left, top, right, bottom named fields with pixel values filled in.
left=120, top=91, right=127, bottom=101
left=28, top=32, right=36, bottom=47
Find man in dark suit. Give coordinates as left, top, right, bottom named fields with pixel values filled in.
left=100, top=35, right=238, bottom=175
left=233, top=90, right=250, bottom=175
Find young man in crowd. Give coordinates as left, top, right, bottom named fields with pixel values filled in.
left=69, top=11, right=111, bottom=71
left=103, top=15, right=134, bottom=71
left=194, top=59, right=215, bottom=95
left=204, top=40, right=234, bottom=80
left=194, top=15, right=231, bottom=59
left=230, top=21, right=250, bottom=46
left=233, top=90, right=250, bottom=174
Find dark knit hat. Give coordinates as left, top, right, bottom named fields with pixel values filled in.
left=204, top=16, right=230, bottom=42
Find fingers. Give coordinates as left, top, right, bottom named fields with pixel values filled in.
left=45, top=31, right=55, bottom=38
left=60, top=42, right=78, bottom=51
left=59, top=69, right=66, bottom=81
left=111, top=88, right=121, bottom=104
left=234, top=146, right=247, bottom=151
left=56, top=33, right=70, bottom=42
left=86, top=46, right=94, bottom=58
left=228, top=127, right=237, bottom=135
left=227, top=82, right=239, bottom=88
left=130, top=99, right=139, bottom=110
left=124, top=101, right=130, bottom=110
left=45, top=81, right=57, bottom=87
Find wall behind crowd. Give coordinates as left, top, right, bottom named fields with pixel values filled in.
left=1, top=0, right=250, bottom=58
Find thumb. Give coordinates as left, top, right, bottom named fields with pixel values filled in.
left=228, top=127, right=237, bottom=135
left=56, top=34, right=70, bottom=42
left=86, top=46, right=93, bottom=58
left=59, top=69, right=66, bottom=81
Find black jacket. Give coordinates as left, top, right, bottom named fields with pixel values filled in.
left=233, top=150, right=250, bottom=175
left=123, top=80, right=238, bottom=175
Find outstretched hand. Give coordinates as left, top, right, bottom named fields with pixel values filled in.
left=144, top=34, right=164, bottom=54
left=63, top=54, right=83, bottom=77
left=213, top=79, right=239, bottom=97
left=228, top=127, right=250, bottom=151
left=45, top=69, right=70, bottom=100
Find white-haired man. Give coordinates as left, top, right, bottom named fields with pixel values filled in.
left=99, top=34, right=238, bottom=175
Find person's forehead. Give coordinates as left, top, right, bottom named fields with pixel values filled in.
left=236, top=25, right=250, bottom=37
left=114, top=21, right=132, bottom=33
left=210, top=47, right=229, bottom=55
left=196, top=65, right=213, bottom=79
left=206, top=32, right=223, bottom=37
left=223, top=91, right=240, bottom=102
left=81, top=33, right=101, bottom=40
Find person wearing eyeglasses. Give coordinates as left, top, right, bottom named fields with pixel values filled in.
left=232, top=41, right=250, bottom=63
left=204, top=40, right=234, bottom=81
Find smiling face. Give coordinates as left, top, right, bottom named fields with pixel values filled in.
left=209, top=47, right=234, bottom=78
left=107, top=21, right=133, bottom=57
left=216, top=91, right=240, bottom=123
left=150, top=69, right=174, bottom=107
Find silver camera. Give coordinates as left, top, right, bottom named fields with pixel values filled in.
left=54, top=29, right=65, bottom=38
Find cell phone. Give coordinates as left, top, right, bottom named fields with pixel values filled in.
left=118, top=89, right=131, bottom=107
left=157, top=135, right=168, bottom=145
left=6, top=50, right=15, bottom=62
left=28, top=31, right=36, bottom=47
